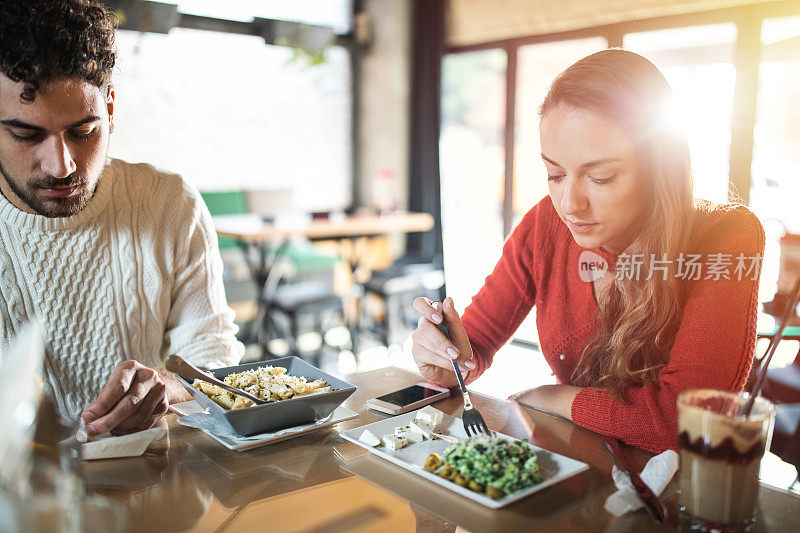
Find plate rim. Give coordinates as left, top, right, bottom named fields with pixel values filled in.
left=199, top=405, right=360, bottom=451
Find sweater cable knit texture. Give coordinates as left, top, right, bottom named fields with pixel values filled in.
left=461, top=196, right=765, bottom=453
left=0, top=159, right=244, bottom=419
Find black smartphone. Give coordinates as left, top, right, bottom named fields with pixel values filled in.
left=366, top=382, right=450, bottom=415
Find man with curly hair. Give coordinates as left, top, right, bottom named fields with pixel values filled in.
left=0, top=0, right=244, bottom=434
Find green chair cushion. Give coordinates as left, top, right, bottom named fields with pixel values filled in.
left=757, top=325, right=800, bottom=339
left=200, top=190, right=247, bottom=250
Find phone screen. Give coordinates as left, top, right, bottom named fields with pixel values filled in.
left=374, top=385, right=444, bottom=407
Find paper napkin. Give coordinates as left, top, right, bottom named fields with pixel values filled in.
left=604, top=449, right=678, bottom=516
left=82, top=427, right=167, bottom=461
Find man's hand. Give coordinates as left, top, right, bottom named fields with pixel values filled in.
left=82, top=360, right=169, bottom=435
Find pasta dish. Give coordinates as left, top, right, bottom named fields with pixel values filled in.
left=193, top=365, right=331, bottom=410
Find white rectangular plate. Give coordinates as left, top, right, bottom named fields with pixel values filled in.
left=174, top=401, right=359, bottom=452
left=339, top=408, right=590, bottom=509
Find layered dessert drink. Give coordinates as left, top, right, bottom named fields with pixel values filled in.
left=677, top=389, right=774, bottom=532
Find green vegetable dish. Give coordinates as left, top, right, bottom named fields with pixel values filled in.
left=423, top=435, right=542, bottom=499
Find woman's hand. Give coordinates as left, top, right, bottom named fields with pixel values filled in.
left=411, top=297, right=476, bottom=387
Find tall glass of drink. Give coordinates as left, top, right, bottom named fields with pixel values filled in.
left=677, top=389, right=775, bottom=532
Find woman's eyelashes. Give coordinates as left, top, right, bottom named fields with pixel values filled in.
left=546, top=173, right=616, bottom=185
left=589, top=175, right=616, bottom=185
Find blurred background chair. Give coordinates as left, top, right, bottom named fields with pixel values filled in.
left=202, top=190, right=346, bottom=364
left=360, top=254, right=445, bottom=348
left=755, top=323, right=800, bottom=404
left=249, top=241, right=344, bottom=364
left=770, top=403, right=800, bottom=491
left=752, top=318, right=800, bottom=491
left=762, top=346, right=800, bottom=404
left=261, top=280, right=345, bottom=365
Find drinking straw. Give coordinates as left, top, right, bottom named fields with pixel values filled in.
left=742, top=278, right=800, bottom=417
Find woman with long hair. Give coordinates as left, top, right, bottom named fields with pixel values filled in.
left=411, top=49, right=764, bottom=453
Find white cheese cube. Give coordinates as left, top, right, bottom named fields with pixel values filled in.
left=358, top=429, right=381, bottom=447
left=395, top=425, right=425, bottom=444
left=409, top=419, right=435, bottom=439
left=381, top=434, right=410, bottom=451
left=414, top=406, right=443, bottom=430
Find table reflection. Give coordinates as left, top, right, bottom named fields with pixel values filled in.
left=74, top=367, right=800, bottom=532
left=84, top=421, right=213, bottom=532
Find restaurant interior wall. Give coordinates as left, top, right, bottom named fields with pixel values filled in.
left=357, top=0, right=416, bottom=268
left=358, top=0, right=412, bottom=216
left=447, top=0, right=787, bottom=45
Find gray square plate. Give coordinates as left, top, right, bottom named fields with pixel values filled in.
left=178, top=356, right=357, bottom=435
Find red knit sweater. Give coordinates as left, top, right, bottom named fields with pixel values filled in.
left=461, top=196, right=765, bottom=453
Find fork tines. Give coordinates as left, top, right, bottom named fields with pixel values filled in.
left=463, top=409, right=491, bottom=436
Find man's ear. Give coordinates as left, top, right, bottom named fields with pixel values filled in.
left=106, top=85, right=115, bottom=133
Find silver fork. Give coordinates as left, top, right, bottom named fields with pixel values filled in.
left=433, top=302, right=490, bottom=437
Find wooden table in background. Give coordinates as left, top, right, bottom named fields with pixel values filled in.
left=214, top=211, right=434, bottom=243
left=85, top=367, right=800, bottom=532
left=213, top=212, right=435, bottom=354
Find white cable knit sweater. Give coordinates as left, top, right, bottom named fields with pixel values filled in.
left=0, top=159, right=244, bottom=419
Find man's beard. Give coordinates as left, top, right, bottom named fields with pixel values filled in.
left=0, top=160, right=99, bottom=218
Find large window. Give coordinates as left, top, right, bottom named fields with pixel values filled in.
left=750, top=15, right=800, bottom=302
left=440, top=50, right=506, bottom=307
left=623, top=23, right=738, bottom=203
left=751, top=15, right=800, bottom=234
left=109, top=8, right=352, bottom=212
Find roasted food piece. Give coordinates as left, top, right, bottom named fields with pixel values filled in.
left=423, top=436, right=542, bottom=499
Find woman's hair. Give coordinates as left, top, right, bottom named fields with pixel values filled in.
left=540, top=49, right=695, bottom=399
left=0, top=0, right=116, bottom=103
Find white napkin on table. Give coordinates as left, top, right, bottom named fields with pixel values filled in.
left=81, top=427, right=167, bottom=461
left=604, top=449, right=678, bottom=516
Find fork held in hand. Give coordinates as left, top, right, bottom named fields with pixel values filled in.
left=433, top=302, right=490, bottom=437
